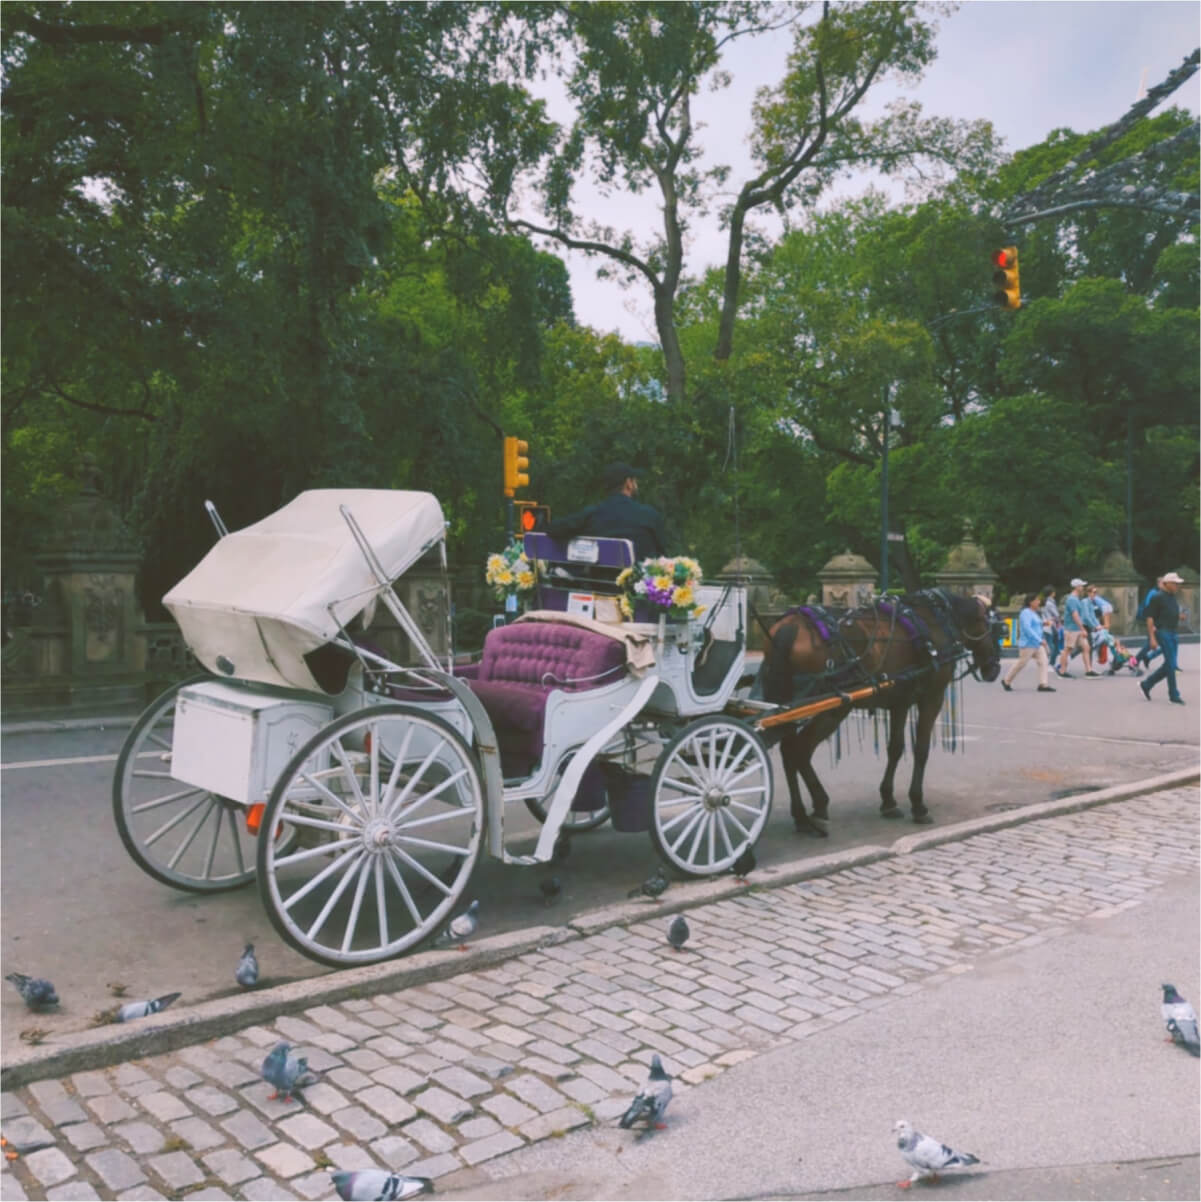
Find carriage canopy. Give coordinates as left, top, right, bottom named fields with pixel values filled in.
left=164, top=489, right=445, bottom=692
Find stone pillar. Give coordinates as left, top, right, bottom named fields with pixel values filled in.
left=1174, top=566, right=1198, bottom=633
left=716, top=556, right=785, bottom=650
left=935, top=521, right=997, bottom=603
left=1089, top=548, right=1142, bottom=635
left=8, top=455, right=149, bottom=711
left=368, top=550, right=451, bottom=664
left=818, top=549, right=877, bottom=609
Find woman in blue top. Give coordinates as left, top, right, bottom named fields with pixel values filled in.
left=1001, top=593, right=1056, bottom=692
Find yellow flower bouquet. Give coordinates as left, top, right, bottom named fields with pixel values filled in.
left=616, top=556, right=704, bottom=622
left=485, top=541, right=536, bottom=605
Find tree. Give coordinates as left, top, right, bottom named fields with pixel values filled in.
left=507, top=1, right=996, bottom=402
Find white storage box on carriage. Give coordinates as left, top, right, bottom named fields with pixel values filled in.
left=172, top=681, right=333, bottom=805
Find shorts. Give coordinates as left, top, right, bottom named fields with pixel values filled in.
left=1063, top=629, right=1088, bottom=651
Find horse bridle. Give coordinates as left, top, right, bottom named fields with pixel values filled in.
left=958, top=601, right=1004, bottom=681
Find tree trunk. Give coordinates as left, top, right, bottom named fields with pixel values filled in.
left=714, top=204, right=747, bottom=362
left=655, top=283, right=686, bottom=403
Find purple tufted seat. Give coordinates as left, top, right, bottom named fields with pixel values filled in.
left=466, top=622, right=627, bottom=776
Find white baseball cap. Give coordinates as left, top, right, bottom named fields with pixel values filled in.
left=1070, top=577, right=1087, bottom=588
left=1162, top=571, right=1185, bottom=584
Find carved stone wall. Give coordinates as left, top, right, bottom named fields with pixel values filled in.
left=818, top=549, right=877, bottom=610
left=935, top=521, right=998, bottom=603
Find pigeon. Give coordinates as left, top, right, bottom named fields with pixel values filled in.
left=235, top=943, right=259, bottom=988
left=667, top=914, right=690, bottom=951
left=116, top=992, right=181, bottom=1023
left=539, top=877, right=562, bottom=906
left=5, top=973, right=59, bottom=1011
left=731, top=845, right=756, bottom=882
left=893, top=1119, right=980, bottom=1188
left=629, top=864, right=669, bottom=901
left=261, top=1041, right=319, bottom=1102
left=1161, top=984, right=1200, bottom=1056
left=619, top=1054, right=672, bottom=1131
left=435, top=899, right=479, bottom=950
left=330, top=1168, right=434, bottom=1200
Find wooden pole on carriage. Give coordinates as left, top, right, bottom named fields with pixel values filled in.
left=752, top=679, right=898, bottom=731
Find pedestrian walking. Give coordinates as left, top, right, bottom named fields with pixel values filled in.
left=1001, top=593, right=1055, bottom=692
left=1041, top=585, right=1062, bottom=661
left=1140, top=572, right=1185, bottom=705
left=1087, top=585, right=1113, bottom=629
left=1135, top=577, right=1164, bottom=669
left=1057, top=578, right=1099, bottom=678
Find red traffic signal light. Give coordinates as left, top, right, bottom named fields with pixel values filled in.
left=992, top=245, right=1020, bottom=310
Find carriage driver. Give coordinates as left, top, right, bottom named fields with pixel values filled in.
left=546, top=461, right=667, bottom=562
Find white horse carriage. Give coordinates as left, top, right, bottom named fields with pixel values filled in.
left=113, top=489, right=772, bottom=966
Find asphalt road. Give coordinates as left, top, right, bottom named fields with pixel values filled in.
left=2, top=647, right=1197, bottom=1059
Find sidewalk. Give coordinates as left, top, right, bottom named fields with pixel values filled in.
left=2, top=783, right=1198, bottom=1202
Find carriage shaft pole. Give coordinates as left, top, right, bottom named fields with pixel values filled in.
left=754, top=680, right=896, bottom=731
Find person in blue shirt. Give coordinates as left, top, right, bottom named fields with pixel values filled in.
left=547, top=462, right=667, bottom=562
left=1135, top=577, right=1164, bottom=669
left=1001, top=593, right=1056, bottom=692
left=1056, top=578, right=1099, bottom=678
left=1140, top=571, right=1185, bottom=705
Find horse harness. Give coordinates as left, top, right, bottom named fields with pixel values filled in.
left=785, top=590, right=979, bottom=701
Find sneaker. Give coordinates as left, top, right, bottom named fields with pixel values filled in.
left=1037, top=685, right=1056, bottom=692
left=1170, top=696, right=1186, bottom=706
left=1139, top=682, right=1151, bottom=701
left=1000, top=680, right=1012, bottom=692
left=1085, top=670, right=1100, bottom=677
left=1055, top=668, right=1069, bottom=678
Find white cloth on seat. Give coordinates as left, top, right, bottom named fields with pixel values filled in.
left=515, top=610, right=656, bottom=676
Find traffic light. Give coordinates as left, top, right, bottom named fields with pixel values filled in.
left=513, top=500, right=550, bottom=535
left=992, top=246, right=1020, bottom=310
left=503, top=435, right=529, bottom=497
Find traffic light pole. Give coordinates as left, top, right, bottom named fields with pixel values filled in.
left=880, top=389, right=890, bottom=595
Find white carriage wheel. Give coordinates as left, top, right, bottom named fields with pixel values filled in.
left=648, top=716, right=773, bottom=877
left=257, top=704, right=484, bottom=967
left=113, top=677, right=272, bottom=893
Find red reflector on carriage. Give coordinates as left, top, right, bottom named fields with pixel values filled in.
left=246, top=803, right=266, bottom=834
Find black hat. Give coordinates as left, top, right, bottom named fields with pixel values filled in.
left=602, top=461, right=641, bottom=492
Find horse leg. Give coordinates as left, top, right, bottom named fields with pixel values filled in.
left=907, top=695, right=940, bottom=824
left=879, top=704, right=907, bottom=819
left=791, top=714, right=839, bottom=837
left=779, top=731, right=819, bottom=835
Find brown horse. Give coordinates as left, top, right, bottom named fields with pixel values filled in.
left=759, top=590, right=1002, bottom=834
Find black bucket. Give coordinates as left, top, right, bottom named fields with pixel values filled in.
left=571, top=762, right=608, bottom=812
left=603, top=764, right=654, bottom=833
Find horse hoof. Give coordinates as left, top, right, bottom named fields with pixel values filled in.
left=794, top=819, right=828, bottom=838
left=911, top=811, right=934, bottom=825
left=880, top=806, right=903, bottom=820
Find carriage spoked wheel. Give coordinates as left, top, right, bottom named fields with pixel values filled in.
left=113, top=676, right=282, bottom=892
left=648, top=716, right=773, bottom=877
left=257, top=704, right=484, bottom=967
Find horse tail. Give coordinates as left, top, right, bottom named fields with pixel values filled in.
left=760, top=619, right=799, bottom=704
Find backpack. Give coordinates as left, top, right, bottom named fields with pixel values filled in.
left=1136, top=588, right=1157, bottom=622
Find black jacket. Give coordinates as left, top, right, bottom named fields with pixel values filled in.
left=547, top=492, right=667, bottom=561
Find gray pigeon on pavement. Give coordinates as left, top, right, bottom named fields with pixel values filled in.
left=629, top=863, right=669, bottom=901
left=619, top=1054, right=672, bottom=1131
left=330, top=1168, right=434, bottom=1200
left=539, top=876, right=562, bottom=906
left=261, top=1041, right=319, bottom=1102
left=235, top=943, right=259, bottom=988
left=5, top=972, right=59, bottom=1010
left=731, top=845, right=756, bottom=882
left=117, top=992, right=181, bottom=1023
left=1161, top=984, right=1201, bottom=1056
left=893, top=1119, right=980, bottom=1187
left=435, top=899, right=479, bottom=950
left=667, top=914, right=690, bottom=951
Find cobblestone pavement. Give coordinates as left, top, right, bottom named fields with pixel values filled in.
left=2, top=786, right=1197, bottom=1202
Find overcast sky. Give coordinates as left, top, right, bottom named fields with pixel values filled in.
left=540, top=1, right=1201, bottom=342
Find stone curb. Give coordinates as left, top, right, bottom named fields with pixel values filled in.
left=2, top=768, right=1196, bottom=1090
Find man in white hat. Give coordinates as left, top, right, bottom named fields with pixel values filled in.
left=1140, top=572, right=1185, bottom=705
left=1056, top=578, right=1098, bottom=678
